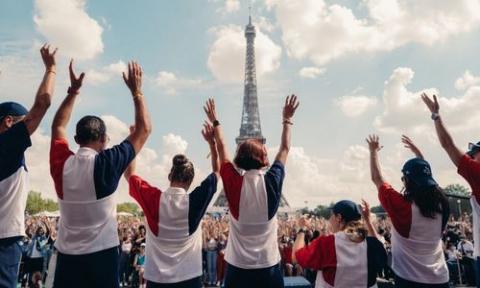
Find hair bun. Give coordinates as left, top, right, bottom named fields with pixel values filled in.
left=172, top=154, right=189, bottom=167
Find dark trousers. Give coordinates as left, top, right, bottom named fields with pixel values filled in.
left=53, top=246, right=119, bottom=288
left=146, top=276, right=202, bottom=288
left=0, top=241, right=22, bottom=288
left=394, top=275, right=449, bottom=288
left=224, top=262, right=284, bottom=288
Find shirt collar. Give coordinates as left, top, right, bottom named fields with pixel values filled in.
left=77, top=147, right=99, bottom=156
left=165, top=187, right=187, bottom=195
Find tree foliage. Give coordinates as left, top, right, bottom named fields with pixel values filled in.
left=26, top=191, right=58, bottom=215
left=117, top=202, right=140, bottom=216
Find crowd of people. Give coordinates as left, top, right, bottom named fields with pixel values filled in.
left=2, top=44, right=480, bottom=288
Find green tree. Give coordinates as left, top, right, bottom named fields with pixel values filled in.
left=444, top=184, right=470, bottom=197
left=117, top=202, right=140, bottom=216
left=444, top=184, right=472, bottom=218
left=26, top=191, right=58, bottom=215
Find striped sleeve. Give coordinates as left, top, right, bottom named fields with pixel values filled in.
left=129, top=175, right=161, bottom=236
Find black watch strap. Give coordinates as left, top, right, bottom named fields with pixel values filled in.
left=213, top=120, right=220, bottom=127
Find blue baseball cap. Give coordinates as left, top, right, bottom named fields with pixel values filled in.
left=0, top=102, right=28, bottom=120
left=332, top=200, right=362, bottom=223
left=467, top=142, right=480, bottom=157
left=402, top=158, right=438, bottom=187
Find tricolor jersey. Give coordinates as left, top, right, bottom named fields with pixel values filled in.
left=0, top=122, right=31, bottom=240
left=220, top=160, right=285, bottom=269
left=50, top=137, right=135, bottom=255
left=378, top=183, right=449, bottom=284
left=295, top=232, right=386, bottom=288
left=128, top=173, right=218, bottom=283
left=458, top=154, right=480, bottom=257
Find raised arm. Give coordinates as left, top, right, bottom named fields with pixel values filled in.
left=204, top=98, right=230, bottom=164
left=275, top=95, right=300, bottom=165
left=202, top=122, right=220, bottom=177
left=361, top=199, right=379, bottom=238
left=124, top=125, right=137, bottom=180
left=51, top=59, right=85, bottom=139
left=401, top=135, right=424, bottom=159
left=23, top=44, right=57, bottom=135
left=421, top=93, right=463, bottom=166
left=123, top=62, right=152, bottom=154
left=292, top=216, right=309, bottom=264
left=366, top=134, right=385, bottom=188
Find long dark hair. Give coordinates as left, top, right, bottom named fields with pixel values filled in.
left=404, top=179, right=450, bottom=225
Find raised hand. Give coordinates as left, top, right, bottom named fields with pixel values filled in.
left=40, top=44, right=58, bottom=71
left=283, top=94, right=299, bottom=120
left=366, top=134, right=382, bottom=153
left=68, top=59, right=85, bottom=94
left=297, top=216, right=310, bottom=229
left=201, top=121, right=215, bottom=144
left=203, top=98, right=218, bottom=123
left=402, top=135, right=424, bottom=159
left=123, top=61, right=143, bottom=96
left=360, top=199, right=371, bottom=220
left=421, top=92, right=439, bottom=113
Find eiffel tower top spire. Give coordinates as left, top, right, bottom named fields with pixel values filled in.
left=236, top=12, right=265, bottom=145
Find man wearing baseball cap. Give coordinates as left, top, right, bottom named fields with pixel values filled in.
left=422, top=92, right=480, bottom=286
left=0, top=44, right=57, bottom=287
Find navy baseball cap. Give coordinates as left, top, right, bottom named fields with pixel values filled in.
left=332, top=200, right=362, bottom=223
left=0, top=102, right=28, bottom=120
left=467, top=142, right=480, bottom=157
left=402, top=158, right=438, bottom=187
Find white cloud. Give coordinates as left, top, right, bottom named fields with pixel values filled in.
left=155, top=71, right=202, bottom=95
left=336, top=95, right=378, bottom=117
left=34, top=0, right=104, bottom=60
left=207, top=25, right=282, bottom=82
left=455, top=70, right=480, bottom=91
left=299, top=66, right=325, bottom=78
left=87, top=61, right=127, bottom=85
left=268, top=0, right=480, bottom=66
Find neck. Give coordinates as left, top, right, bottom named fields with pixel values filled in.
left=80, top=143, right=103, bottom=153
left=170, top=181, right=190, bottom=191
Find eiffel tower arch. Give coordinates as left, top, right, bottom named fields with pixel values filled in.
left=213, top=14, right=290, bottom=209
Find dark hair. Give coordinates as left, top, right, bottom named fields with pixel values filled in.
left=75, top=116, right=107, bottom=145
left=234, top=139, right=269, bottom=170
left=404, top=179, right=450, bottom=223
left=169, top=155, right=195, bottom=185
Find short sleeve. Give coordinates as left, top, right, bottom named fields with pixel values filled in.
left=188, top=173, right=218, bottom=234
left=220, top=162, right=243, bottom=220
left=458, top=154, right=480, bottom=203
left=295, top=235, right=334, bottom=271
left=366, top=237, right=387, bottom=287
left=378, top=183, right=412, bottom=238
left=49, top=137, right=74, bottom=199
left=265, top=161, right=285, bottom=220
left=0, top=122, right=32, bottom=181
left=94, top=140, right=136, bottom=199
left=129, top=175, right=161, bottom=236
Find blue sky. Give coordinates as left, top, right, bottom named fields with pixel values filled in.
left=2, top=0, right=480, bottom=207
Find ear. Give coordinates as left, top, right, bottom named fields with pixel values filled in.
left=3, top=116, right=14, bottom=128
left=168, top=172, right=172, bottom=182
left=74, top=135, right=80, bottom=145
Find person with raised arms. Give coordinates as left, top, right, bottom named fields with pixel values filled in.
left=422, top=92, right=480, bottom=287
left=123, top=122, right=219, bottom=288
left=292, top=199, right=387, bottom=288
left=50, top=61, right=151, bottom=288
left=204, top=95, right=299, bottom=288
left=0, top=44, right=57, bottom=288
left=367, top=134, right=450, bottom=288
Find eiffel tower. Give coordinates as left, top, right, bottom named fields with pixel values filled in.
left=214, top=14, right=290, bottom=208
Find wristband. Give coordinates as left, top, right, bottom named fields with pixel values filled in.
left=283, top=119, right=293, bottom=125
left=431, top=113, right=440, bottom=121
left=67, top=87, right=79, bottom=95
left=133, top=92, right=144, bottom=99
left=297, top=228, right=306, bottom=234
left=46, top=70, right=56, bottom=75
left=213, top=120, right=220, bottom=127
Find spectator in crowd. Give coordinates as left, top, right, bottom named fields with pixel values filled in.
left=293, top=200, right=387, bottom=288
left=120, top=236, right=133, bottom=287
left=134, top=243, right=146, bottom=288
left=124, top=121, right=220, bottom=287
left=0, top=44, right=57, bottom=287
left=422, top=92, right=480, bottom=287
left=367, top=134, right=450, bottom=287
left=50, top=61, right=151, bottom=288
left=204, top=95, right=299, bottom=288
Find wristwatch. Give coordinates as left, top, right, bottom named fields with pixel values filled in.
left=213, top=120, right=220, bottom=127
left=431, top=113, right=440, bottom=121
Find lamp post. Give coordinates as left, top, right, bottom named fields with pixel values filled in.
left=457, top=199, right=462, bottom=218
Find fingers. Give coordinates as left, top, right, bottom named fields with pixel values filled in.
left=78, top=72, right=85, bottom=83
left=69, top=59, right=75, bottom=80
left=52, top=47, right=58, bottom=56
left=122, top=72, right=129, bottom=87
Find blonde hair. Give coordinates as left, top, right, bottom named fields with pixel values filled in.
left=343, top=220, right=367, bottom=243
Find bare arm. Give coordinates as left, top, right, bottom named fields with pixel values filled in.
left=124, top=126, right=137, bottom=180
left=292, top=216, right=309, bottom=264
left=24, top=44, right=57, bottom=135
left=51, top=59, right=85, bottom=139
left=275, top=95, right=300, bottom=165
left=421, top=93, right=463, bottom=166
left=402, top=135, right=424, bottom=159
left=202, top=122, right=220, bottom=177
left=204, top=98, right=231, bottom=164
left=367, top=134, right=385, bottom=189
left=361, top=200, right=379, bottom=238
left=123, top=62, right=152, bottom=154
